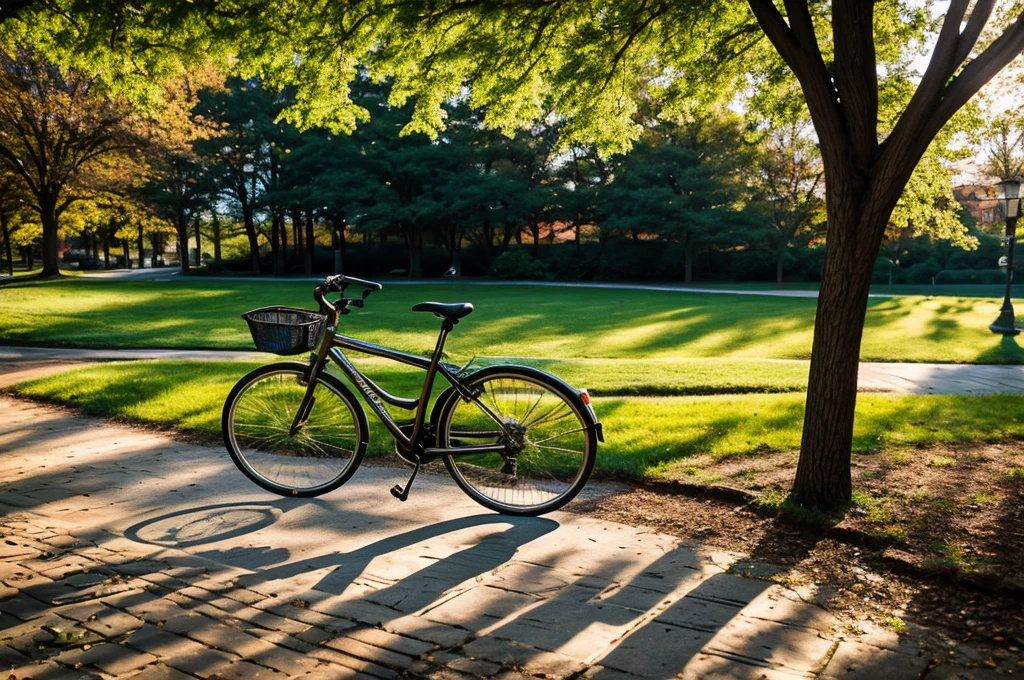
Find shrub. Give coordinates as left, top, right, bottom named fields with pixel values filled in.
left=933, top=268, right=1006, bottom=285
left=905, top=259, right=942, bottom=285
left=490, top=249, right=550, bottom=279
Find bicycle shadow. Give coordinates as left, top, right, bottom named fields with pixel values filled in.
left=124, top=501, right=559, bottom=610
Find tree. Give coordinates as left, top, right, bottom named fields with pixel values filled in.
left=241, top=0, right=1018, bottom=510
left=8, top=2, right=1024, bottom=509
left=984, top=107, right=1024, bottom=180
left=0, top=50, right=135, bottom=276
left=747, top=113, right=825, bottom=285
left=193, top=78, right=281, bottom=273
left=601, top=113, right=750, bottom=282
left=0, top=163, right=30, bottom=275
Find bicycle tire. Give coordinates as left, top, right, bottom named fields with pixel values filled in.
left=222, top=362, right=368, bottom=497
left=435, top=367, right=597, bottom=516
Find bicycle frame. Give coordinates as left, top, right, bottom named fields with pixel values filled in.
left=291, top=317, right=507, bottom=463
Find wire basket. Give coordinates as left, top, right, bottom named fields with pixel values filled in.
left=242, top=306, right=326, bottom=355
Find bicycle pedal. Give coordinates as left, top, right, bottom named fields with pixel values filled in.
left=390, top=484, right=408, bottom=501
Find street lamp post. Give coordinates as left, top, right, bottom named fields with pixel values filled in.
left=990, top=178, right=1022, bottom=336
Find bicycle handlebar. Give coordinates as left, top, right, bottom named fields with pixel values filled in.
left=314, top=275, right=383, bottom=315
left=325, top=274, right=383, bottom=292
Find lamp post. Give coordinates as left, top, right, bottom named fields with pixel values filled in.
left=990, top=178, right=1022, bottom=335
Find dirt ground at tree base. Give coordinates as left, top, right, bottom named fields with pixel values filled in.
left=572, top=441, right=1024, bottom=673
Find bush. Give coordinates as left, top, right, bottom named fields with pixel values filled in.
left=934, top=268, right=1006, bottom=285
left=490, top=249, right=550, bottom=279
left=905, top=259, right=942, bottom=285
left=537, top=243, right=601, bottom=280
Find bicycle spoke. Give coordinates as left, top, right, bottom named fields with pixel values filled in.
left=529, top=427, right=587, bottom=446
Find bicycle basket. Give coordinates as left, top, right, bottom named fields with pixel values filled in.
left=242, top=306, right=326, bottom=355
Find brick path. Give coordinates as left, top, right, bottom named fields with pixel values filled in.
left=0, top=396, right=1013, bottom=679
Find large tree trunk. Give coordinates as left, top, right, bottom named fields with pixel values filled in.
left=270, top=213, right=281, bottom=276
left=292, top=208, right=302, bottom=265
left=138, top=229, right=145, bottom=269
left=791, top=208, right=884, bottom=508
left=122, top=240, right=130, bottom=269
left=177, top=209, right=190, bottom=273
left=450, top=237, right=462, bottom=277
left=39, top=196, right=60, bottom=277
left=333, top=222, right=345, bottom=275
left=304, top=211, right=314, bottom=275
left=683, top=238, right=693, bottom=284
left=1, top=212, right=13, bottom=276
left=242, top=204, right=260, bottom=273
left=194, top=215, right=202, bottom=267
left=776, top=248, right=785, bottom=286
left=211, top=210, right=222, bottom=265
left=280, top=213, right=288, bottom=270
left=407, top=229, right=423, bottom=278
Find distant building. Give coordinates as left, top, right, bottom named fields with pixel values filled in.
left=953, top=184, right=1002, bottom=228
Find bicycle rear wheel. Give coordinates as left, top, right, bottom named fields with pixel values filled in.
left=222, top=362, right=367, bottom=497
left=436, top=369, right=597, bottom=516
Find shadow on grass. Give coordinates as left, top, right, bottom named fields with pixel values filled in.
left=975, top=333, right=1024, bottom=364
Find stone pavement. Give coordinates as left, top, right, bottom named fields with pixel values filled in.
left=4, top=346, right=1024, bottom=396
left=0, top=395, right=1007, bottom=679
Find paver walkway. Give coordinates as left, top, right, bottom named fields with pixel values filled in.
left=0, top=396, right=1005, bottom=679
left=3, top=346, right=1024, bottom=396
left=74, top=269, right=862, bottom=299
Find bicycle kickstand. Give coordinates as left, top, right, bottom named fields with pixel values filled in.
left=391, top=455, right=421, bottom=502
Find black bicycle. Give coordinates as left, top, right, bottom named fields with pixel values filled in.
left=221, top=275, right=603, bottom=516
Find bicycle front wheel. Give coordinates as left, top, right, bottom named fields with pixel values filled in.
left=436, top=369, right=597, bottom=516
left=222, top=362, right=367, bottom=497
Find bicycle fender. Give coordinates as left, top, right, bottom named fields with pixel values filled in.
left=434, top=364, right=603, bottom=443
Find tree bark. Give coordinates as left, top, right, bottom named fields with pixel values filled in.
left=122, top=240, right=130, bottom=269
left=242, top=203, right=260, bottom=273
left=0, top=211, right=12, bottom=276
left=177, top=208, right=190, bottom=273
left=211, top=210, right=222, bottom=265
left=138, top=228, right=145, bottom=269
left=776, top=248, right=785, bottom=286
left=270, top=213, right=281, bottom=276
left=194, top=215, right=202, bottom=267
left=39, top=194, right=60, bottom=276
left=406, top=228, right=423, bottom=278
left=791, top=207, right=885, bottom=507
left=303, top=211, right=315, bottom=275
left=684, top=238, right=693, bottom=284
left=332, top=223, right=345, bottom=275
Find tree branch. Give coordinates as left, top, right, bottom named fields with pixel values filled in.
left=832, top=0, right=877, bottom=169
left=954, top=0, right=996, bottom=65
left=925, top=12, right=1024, bottom=144
left=748, top=0, right=847, bottom=172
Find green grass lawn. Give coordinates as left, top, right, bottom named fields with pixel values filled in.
left=2, top=277, right=1024, bottom=363
left=10, top=360, right=1024, bottom=480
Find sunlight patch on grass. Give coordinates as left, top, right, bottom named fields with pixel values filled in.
left=4, top=278, right=1024, bottom=363
left=11, top=360, right=1024, bottom=483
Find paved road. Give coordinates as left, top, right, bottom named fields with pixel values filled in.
left=75, top=268, right=877, bottom=299
left=3, top=346, right=1024, bottom=396
left=0, top=396, right=985, bottom=679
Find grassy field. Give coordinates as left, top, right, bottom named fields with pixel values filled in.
left=2, top=278, right=1024, bottom=363
left=10, top=360, right=1024, bottom=480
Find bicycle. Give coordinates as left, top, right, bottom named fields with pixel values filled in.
left=221, top=275, right=603, bottom=516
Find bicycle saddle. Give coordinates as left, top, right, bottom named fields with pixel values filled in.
left=411, top=301, right=474, bottom=321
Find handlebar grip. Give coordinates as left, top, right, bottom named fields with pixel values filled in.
left=324, top=275, right=383, bottom=292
